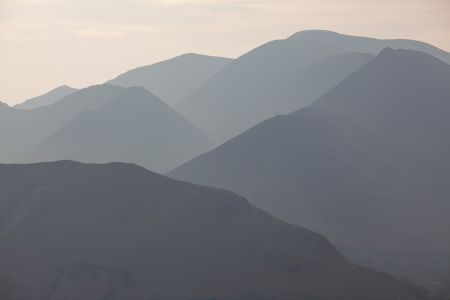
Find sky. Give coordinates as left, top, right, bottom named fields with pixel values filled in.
left=1, top=0, right=449, bottom=105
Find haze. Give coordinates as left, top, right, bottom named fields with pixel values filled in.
left=1, top=0, right=449, bottom=104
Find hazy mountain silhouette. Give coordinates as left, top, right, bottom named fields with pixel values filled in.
left=1, top=84, right=211, bottom=172
left=0, top=84, right=126, bottom=162
left=175, top=30, right=450, bottom=143
left=289, top=30, right=450, bottom=64
left=170, top=49, right=450, bottom=281
left=0, top=101, right=12, bottom=113
left=107, top=53, right=231, bottom=106
left=0, top=161, right=420, bottom=300
left=0, top=102, right=16, bottom=133
left=14, top=85, right=77, bottom=109
left=21, top=87, right=213, bottom=173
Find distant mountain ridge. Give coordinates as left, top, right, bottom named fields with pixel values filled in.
left=0, top=84, right=212, bottom=172
left=289, top=30, right=450, bottom=64
left=107, top=53, right=231, bottom=106
left=0, top=101, right=10, bottom=108
left=14, top=85, right=77, bottom=109
left=175, top=30, right=450, bottom=143
left=21, top=87, right=213, bottom=173
left=170, top=48, right=450, bottom=281
left=0, top=161, right=420, bottom=300
left=0, top=84, right=126, bottom=162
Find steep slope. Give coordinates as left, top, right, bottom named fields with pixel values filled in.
left=170, top=49, right=450, bottom=281
left=0, top=161, right=420, bottom=300
left=176, top=30, right=450, bottom=143
left=107, top=53, right=231, bottom=106
left=14, top=85, right=77, bottom=109
left=22, top=87, right=213, bottom=173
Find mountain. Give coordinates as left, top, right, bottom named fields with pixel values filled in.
left=1, top=84, right=211, bottom=172
left=0, top=84, right=126, bottom=162
left=0, top=161, right=420, bottom=300
left=0, top=101, right=12, bottom=114
left=0, top=102, right=15, bottom=132
left=107, top=53, right=231, bottom=106
left=21, top=87, right=213, bottom=173
left=170, top=49, right=450, bottom=281
left=289, top=30, right=450, bottom=64
left=0, top=101, right=11, bottom=109
left=14, top=85, right=77, bottom=109
left=175, top=30, right=450, bottom=143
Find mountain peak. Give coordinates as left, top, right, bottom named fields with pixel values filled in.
left=177, top=52, right=208, bottom=58
left=351, top=47, right=450, bottom=84
left=109, top=86, right=165, bottom=108
left=14, top=85, right=77, bottom=109
left=175, top=52, right=230, bottom=60
left=55, top=84, right=75, bottom=91
left=106, top=53, right=231, bottom=106
left=374, top=47, right=445, bottom=64
left=21, top=83, right=213, bottom=173
left=378, top=46, right=395, bottom=55
left=123, top=85, right=155, bottom=96
left=286, top=30, right=450, bottom=65
left=0, top=101, right=10, bottom=108
left=312, top=47, right=450, bottom=110
left=288, top=29, right=342, bottom=40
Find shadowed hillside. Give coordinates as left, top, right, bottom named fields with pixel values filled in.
left=0, top=161, right=420, bottom=300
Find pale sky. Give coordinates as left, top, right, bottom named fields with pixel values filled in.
left=1, top=0, right=449, bottom=105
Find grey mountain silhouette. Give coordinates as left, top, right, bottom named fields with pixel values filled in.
left=21, top=87, right=213, bottom=173
left=0, top=101, right=11, bottom=109
left=14, top=85, right=77, bottom=109
left=170, top=49, right=450, bottom=281
left=0, top=101, right=12, bottom=115
left=107, top=53, right=231, bottom=106
left=0, top=161, right=420, bottom=300
left=0, top=84, right=126, bottom=162
left=289, top=30, right=450, bottom=64
left=175, top=30, right=450, bottom=143
left=1, top=84, right=211, bottom=172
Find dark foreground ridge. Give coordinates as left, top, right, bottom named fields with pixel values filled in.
left=0, top=161, right=419, bottom=300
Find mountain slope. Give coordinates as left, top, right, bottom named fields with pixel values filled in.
left=289, top=30, right=450, bottom=64
left=107, top=53, right=231, bottom=106
left=175, top=30, right=450, bottom=143
left=0, top=161, right=420, bottom=300
left=22, top=87, right=213, bottom=173
left=0, top=84, right=126, bottom=162
left=170, top=49, right=450, bottom=281
left=14, top=85, right=77, bottom=109
left=1, top=85, right=212, bottom=172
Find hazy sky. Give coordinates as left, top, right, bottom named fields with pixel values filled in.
left=1, top=0, right=449, bottom=105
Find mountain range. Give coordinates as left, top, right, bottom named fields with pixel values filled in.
left=175, top=30, right=450, bottom=143
left=1, top=85, right=212, bottom=173
left=3, top=29, right=450, bottom=293
left=0, top=161, right=420, bottom=300
left=14, top=85, right=77, bottom=110
left=22, top=87, right=213, bottom=173
left=170, top=48, right=450, bottom=281
left=107, top=53, right=231, bottom=106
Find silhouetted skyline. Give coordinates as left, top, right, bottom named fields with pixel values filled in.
left=1, top=0, right=449, bottom=104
